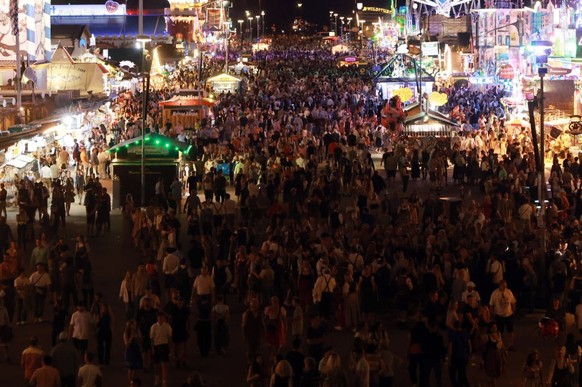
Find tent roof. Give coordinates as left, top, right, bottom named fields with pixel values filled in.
left=108, top=133, right=190, bottom=154
left=206, top=73, right=241, bottom=83
left=405, top=103, right=459, bottom=127
left=158, top=96, right=217, bottom=107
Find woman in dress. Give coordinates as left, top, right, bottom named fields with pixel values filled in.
left=410, top=149, right=421, bottom=181
left=263, top=296, right=287, bottom=353
left=269, top=359, right=293, bottom=387
left=64, top=177, right=75, bottom=216
left=522, top=350, right=543, bottom=387
left=296, top=260, right=314, bottom=307
left=123, top=320, right=142, bottom=383
left=358, top=265, right=377, bottom=323
left=547, top=346, right=576, bottom=387
left=247, top=354, right=265, bottom=387
left=96, top=303, right=113, bottom=366
left=343, top=272, right=360, bottom=333
left=483, top=323, right=504, bottom=387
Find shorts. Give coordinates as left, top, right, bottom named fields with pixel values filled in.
left=153, top=344, right=170, bottom=363
left=495, top=315, right=514, bottom=333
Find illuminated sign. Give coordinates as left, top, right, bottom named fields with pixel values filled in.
left=362, top=7, right=391, bottom=14
left=105, top=0, right=119, bottom=13
left=50, top=3, right=126, bottom=16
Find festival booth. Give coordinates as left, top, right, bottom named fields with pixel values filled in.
left=159, top=93, right=217, bottom=130
left=108, top=133, right=191, bottom=207
left=206, top=73, right=241, bottom=94
left=403, top=100, right=460, bottom=137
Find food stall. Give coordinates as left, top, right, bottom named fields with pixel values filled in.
left=159, top=93, right=216, bottom=130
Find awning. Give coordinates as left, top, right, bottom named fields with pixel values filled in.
left=108, top=133, right=190, bottom=154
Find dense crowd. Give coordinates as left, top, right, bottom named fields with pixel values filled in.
left=0, top=35, right=581, bottom=387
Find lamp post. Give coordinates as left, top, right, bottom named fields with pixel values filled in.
left=256, top=15, right=260, bottom=40
left=248, top=17, right=253, bottom=42
left=347, top=17, right=353, bottom=43
left=136, top=0, right=152, bottom=207
left=340, top=16, right=345, bottom=39
left=238, top=19, right=244, bottom=48
left=329, top=11, right=334, bottom=33
left=334, top=13, right=338, bottom=35
left=261, top=11, right=265, bottom=37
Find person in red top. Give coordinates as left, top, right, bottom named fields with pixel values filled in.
left=21, top=336, right=44, bottom=382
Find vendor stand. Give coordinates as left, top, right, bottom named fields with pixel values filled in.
left=206, top=73, right=242, bottom=94
left=159, top=94, right=216, bottom=131
left=108, top=133, right=191, bottom=207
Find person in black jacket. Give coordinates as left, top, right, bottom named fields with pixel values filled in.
left=420, top=321, right=446, bottom=387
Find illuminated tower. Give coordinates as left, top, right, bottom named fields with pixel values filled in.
left=164, top=0, right=205, bottom=45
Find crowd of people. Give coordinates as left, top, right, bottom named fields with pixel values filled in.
left=0, top=34, right=581, bottom=387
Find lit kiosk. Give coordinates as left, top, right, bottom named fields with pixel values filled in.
left=108, top=133, right=190, bottom=207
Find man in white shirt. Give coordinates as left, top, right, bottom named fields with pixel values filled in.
left=191, top=266, right=215, bottom=303
left=489, top=280, right=517, bottom=351
left=69, top=302, right=93, bottom=358
left=29, top=263, right=51, bottom=322
left=150, top=311, right=172, bottom=387
left=77, top=352, right=101, bottom=387
left=162, top=248, right=180, bottom=297
left=461, top=282, right=481, bottom=308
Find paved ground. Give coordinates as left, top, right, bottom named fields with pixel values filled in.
left=0, top=166, right=569, bottom=387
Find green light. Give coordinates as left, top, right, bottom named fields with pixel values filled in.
left=145, top=137, right=150, bottom=141
left=165, top=143, right=170, bottom=148
left=155, top=140, right=160, bottom=145
left=175, top=147, right=179, bottom=151
left=185, top=145, right=192, bottom=153
left=125, top=144, right=129, bottom=148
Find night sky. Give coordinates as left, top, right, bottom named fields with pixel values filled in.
left=52, top=0, right=397, bottom=30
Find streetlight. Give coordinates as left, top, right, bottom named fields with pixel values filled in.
left=334, top=13, right=338, bottom=35
left=248, top=17, right=253, bottom=42
left=256, top=15, right=260, bottom=40
left=339, top=16, right=345, bottom=39
left=261, top=11, right=265, bottom=37
left=346, top=17, right=353, bottom=42
left=238, top=19, right=244, bottom=48
left=329, top=11, right=334, bottom=33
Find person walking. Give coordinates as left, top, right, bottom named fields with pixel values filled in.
left=96, top=303, right=113, bottom=366
left=29, top=355, right=61, bottom=387
left=30, top=263, right=51, bottom=322
left=123, top=320, right=143, bottom=384
left=447, top=320, right=471, bottom=387
left=21, top=336, right=45, bottom=383
left=150, top=311, right=172, bottom=387
left=242, top=297, right=264, bottom=363
left=69, top=302, right=93, bottom=360
left=51, top=332, right=79, bottom=387
left=77, top=352, right=102, bottom=387
left=488, top=280, right=517, bottom=351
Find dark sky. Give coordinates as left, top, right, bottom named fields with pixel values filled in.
left=52, top=0, right=394, bottom=30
